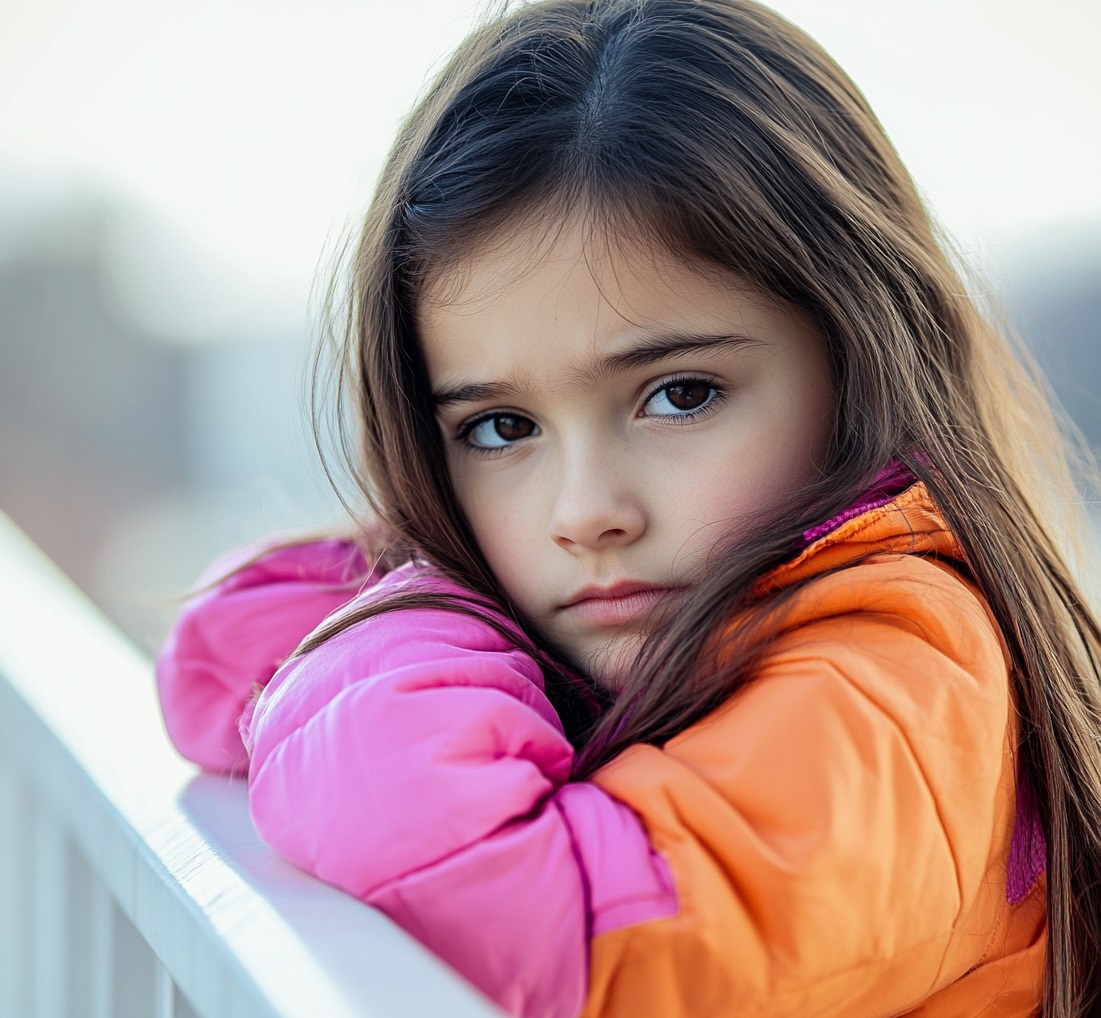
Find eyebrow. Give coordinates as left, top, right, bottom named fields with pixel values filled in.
left=431, top=331, right=758, bottom=409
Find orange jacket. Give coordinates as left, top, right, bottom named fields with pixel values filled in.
left=584, top=481, right=1046, bottom=1016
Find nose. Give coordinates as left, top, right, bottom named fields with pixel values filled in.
left=550, top=442, right=646, bottom=553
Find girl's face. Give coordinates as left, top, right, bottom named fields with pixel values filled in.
left=420, top=221, right=835, bottom=689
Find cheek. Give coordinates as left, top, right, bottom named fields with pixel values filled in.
left=672, top=400, right=832, bottom=545
left=677, top=459, right=758, bottom=544
left=744, top=366, right=835, bottom=495
left=450, top=465, right=540, bottom=603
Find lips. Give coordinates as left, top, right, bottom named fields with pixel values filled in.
left=560, top=582, right=679, bottom=627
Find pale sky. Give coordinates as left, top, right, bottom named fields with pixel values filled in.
left=1, top=0, right=1098, bottom=340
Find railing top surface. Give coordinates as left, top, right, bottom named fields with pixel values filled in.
left=0, top=511, right=503, bottom=1018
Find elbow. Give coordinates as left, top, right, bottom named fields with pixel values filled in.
left=155, top=641, right=251, bottom=774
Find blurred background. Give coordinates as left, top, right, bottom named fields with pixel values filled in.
left=2, top=0, right=1099, bottom=654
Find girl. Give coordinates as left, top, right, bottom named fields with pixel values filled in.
left=156, top=0, right=1101, bottom=1014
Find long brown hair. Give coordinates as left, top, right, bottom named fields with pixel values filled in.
left=310, top=0, right=1101, bottom=1010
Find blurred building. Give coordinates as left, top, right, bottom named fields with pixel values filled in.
left=0, top=191, right=340, bottom=653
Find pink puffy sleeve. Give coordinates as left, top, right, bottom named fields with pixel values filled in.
left=156, top=537, right=378, bottom=774
left=242, top=564, right=677, bottom=1018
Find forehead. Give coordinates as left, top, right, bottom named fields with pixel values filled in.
left=423, top=219, right=633, bottom=318
left=416, top=218, right=784, bottom=377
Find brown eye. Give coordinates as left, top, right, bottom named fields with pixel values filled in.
left=464, top=413, right=538, bottom=449
left=493, top=415, right=534, bottom=441
left=644, top=378, right=720, bottom=418
left=665, top=382, right=711, bottom=411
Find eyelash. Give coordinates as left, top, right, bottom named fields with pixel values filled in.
left=453, top=374, right=726, bottom=456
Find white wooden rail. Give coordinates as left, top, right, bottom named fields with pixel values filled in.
left=0, top=511, right=504, bottom=1018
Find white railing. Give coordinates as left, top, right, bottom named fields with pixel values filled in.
left=0, top=512, right=504, bottom=1018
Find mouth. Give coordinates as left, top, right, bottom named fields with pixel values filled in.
left=559, top=582, right=680, bottom=627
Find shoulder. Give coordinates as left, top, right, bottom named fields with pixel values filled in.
left=774, top=551, right=1008, bottom=679
left=585, top=550, right=1015, bottom=1015
left=749, top=477, right=1008, bottom=689
left=681, top=551, right=1011, bottom=771
left=603, top=548, right=1014, bottom=923
left=737, top=553, right=1012, bottom=807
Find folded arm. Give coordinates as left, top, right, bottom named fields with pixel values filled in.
left=243, top=557, right=1012, bottom=1018
left=244, top=564, right=675, bottom=1018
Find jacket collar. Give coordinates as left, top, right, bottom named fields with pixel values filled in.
left=762, top=470, right=965, bottom=593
